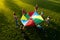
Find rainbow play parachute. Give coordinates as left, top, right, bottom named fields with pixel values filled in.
left=21, top=11, right=44, bottom=26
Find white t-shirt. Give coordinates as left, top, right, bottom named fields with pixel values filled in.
left=37, top=25, right=42, bottom=28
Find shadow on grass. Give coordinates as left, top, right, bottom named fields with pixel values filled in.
left=50, top=20, right=60, bottom=31
left=33, top=27, right=60, bottom=40
left=0, top=10, right=8, bottom=29
left=0, top=10, right=11, bottom=40
left=50, top=21, right=60, bottom=40
left=25, top=21, right=60, bottom=40
left=35, top=20, right=60, bottom=40
left=20, top=0, right=60, bottom=13
left=0, top=10, right=23, bottom=40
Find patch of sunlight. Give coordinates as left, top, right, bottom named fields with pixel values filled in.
left=0, top=0, right=14, bottom=22
left=0, top=0, right=5, bottom=9
left=13, top=0, right=34, bottom=12
left=48, top=0, right=60, bottom=4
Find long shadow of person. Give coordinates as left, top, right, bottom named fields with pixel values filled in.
left=36, top=26, right=60, bottom=40
left=23, top=32, right=30, bottom=40
left=20, top=25, right=30, bottom=40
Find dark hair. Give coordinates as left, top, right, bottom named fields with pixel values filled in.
left=35, top=4, right=38, bottom=10
left=22, top=9, right=26, bottom=14
left=14, top=12, right=16, bottom=15
left=48, top=16, right=50, bottom=18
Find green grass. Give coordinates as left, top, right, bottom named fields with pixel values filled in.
left=0, top=0, right=60, bottom=40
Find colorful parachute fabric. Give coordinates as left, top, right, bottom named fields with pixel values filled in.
left=21, top=11, right=44, bottom=27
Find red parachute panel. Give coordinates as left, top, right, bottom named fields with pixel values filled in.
left=28, top=11, right=34, bottom=17
left=25, top=18, right=35, bottom=27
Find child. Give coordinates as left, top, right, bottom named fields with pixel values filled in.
left=20, top=25, right=25, bottom=31
left=35, top=4, right=38, bottom=11
left=45, top=16, right=50, bottom=26
left=37, top=24, right=42, bottom=29
left=36, top=24, right=44, bottom=32
left=22, top=9, right=26, bottom=14
left=13, top=12, right=19, bottom=28
left=40, top=8, right=44, bottom=19
left=20, top=25, right=25, bottom=38
left=41, top=11, right=44, bottom=16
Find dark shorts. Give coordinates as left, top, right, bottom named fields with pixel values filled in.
left=15, top=20, right=18, bottom=26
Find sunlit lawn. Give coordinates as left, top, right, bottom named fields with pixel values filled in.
left=0, top=0, right=60, bottom=40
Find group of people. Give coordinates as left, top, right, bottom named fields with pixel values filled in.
left=13, top=4, right=50, bottom=27
left=13, top=4, right=50, bottom=40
